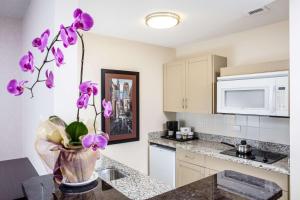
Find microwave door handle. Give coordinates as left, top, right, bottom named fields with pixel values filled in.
left=271, top=86, right=276, bottom=114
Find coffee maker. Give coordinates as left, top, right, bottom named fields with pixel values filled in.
left=166, top=121, right=179, bottom=137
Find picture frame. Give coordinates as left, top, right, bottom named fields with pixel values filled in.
left=101, top=69, right=140, bottom=144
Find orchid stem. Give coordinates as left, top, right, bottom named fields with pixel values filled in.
left=90, top=94, right=101, bottom=133
left=46, top=59, right=55, bottom=63
left=76, top=31, right=85, bottom=122
left=27, top=31, right=60, bottom=98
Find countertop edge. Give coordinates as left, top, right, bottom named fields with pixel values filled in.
left=148, top=138, right=290, bottom=176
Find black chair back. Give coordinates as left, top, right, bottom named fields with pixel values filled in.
left=0, top=158, right=38, bottom=200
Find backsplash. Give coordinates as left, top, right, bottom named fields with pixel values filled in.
left=176, top=113, right=289, bottom=145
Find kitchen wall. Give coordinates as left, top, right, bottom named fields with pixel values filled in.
left=21, top=0, right=80, bottom=175
left=80, top=33, right=176, bottom=174
left=290, top=0, right=300, bottom=198
left=21, top=0, right=56, bottom=175
left=0, top=17, right=23, bottom=161
left=176, top=20, right=289, bottom=145
left=19, top=0, right=174, bottom=175
left=177, top=20, right=289, bottom=67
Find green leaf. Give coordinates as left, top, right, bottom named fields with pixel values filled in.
left=65, top=121, right=88, bottom=143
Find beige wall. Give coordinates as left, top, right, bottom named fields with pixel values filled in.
left=0, top=17, right=23, bottom=161
left=176, top=20, right=289, bottom=67
left=80, top=33, right=175, bottom=174
left=176, top=20, right=289, bottom=145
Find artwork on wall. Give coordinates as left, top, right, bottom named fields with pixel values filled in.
left=101, top=69, right=139, bottom=144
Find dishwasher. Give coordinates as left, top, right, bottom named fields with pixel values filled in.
left=149, top=144, right=176, bottom=188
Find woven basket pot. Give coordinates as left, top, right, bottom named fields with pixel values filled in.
left=58, top=148, right=98, bottom=183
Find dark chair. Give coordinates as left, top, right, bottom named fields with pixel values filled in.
left=0, top=158, right=38, bottom=200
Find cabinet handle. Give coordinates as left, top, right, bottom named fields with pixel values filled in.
left=185, top=98, right=188, bottom=109
left=182, top=98, right=185, bottom=109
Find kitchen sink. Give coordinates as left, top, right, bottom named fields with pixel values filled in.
left=98, top=168, right=126, bottom=181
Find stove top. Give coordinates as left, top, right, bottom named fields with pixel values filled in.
left=220, top=148, right=287, bottom=164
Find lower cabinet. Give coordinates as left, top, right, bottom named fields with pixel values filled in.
left=176, top=149, right=289, bottom=200
left=176, top=160, right=206, bottom=187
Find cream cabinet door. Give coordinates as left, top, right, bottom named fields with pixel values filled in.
left=164, top=61, right=186, bottom=112
left=176, top=160, right=205, bottom=187
left=185, top=56, right=213, bottom=113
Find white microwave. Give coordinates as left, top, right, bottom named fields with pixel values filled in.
left=217, top=71, right=289, bottom=117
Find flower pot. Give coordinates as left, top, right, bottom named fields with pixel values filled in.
left=58, top=148, right=99, bottom=183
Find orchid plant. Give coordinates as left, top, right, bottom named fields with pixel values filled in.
left=7, top=8, right=112, bottom=151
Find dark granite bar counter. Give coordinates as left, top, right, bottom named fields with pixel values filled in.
left=22, top=174, right=129, bottom=200
left=149, top=170, right=282, bottom=200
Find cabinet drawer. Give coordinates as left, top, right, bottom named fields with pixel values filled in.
left=176, top=149, right=205, bottom=166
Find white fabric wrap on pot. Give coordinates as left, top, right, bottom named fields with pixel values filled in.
left=35, top=119, right=100, bottom=183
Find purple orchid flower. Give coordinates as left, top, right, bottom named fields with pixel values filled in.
left=32, top=29, right=50, bottom=52
left=73, top=8, right=94, bottom=31
left=79, top=81, right=98, bottom=96
left=19, top=51, right=34, bottom=73
left=102, top=99, right=112, bottom=118
left=45, top=70, right=54, bottom=89
left=81, top=133, right=108, bottom=151
left=7, top=79, right=28, bottom=96
left=51, top=47, right=64, bottom=67
left=60, top=25, right=77, bottom=48
left=77, top=93, right=90, bottom=109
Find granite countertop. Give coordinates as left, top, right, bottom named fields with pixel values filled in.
left=95, top=155, right=173, bottom=200
left=23, top=155, right=172, bottom=200
left=149, top=170, right=282, bottom=200
left=149, top=133, right=289, bottom=175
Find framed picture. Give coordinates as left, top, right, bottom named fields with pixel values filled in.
left=101, top=69, right=140, bottom=144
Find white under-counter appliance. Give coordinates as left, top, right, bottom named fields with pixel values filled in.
left=217, top=71, right=289, bottom=117
left=149, top=144, right=176, bottom=188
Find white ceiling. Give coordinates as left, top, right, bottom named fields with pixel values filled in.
left=0, top=0, right=30, bottom=19
left=80, top=0, right=288, bottom=47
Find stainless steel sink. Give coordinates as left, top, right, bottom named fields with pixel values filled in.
left=99, top=168, right=126, bottom=181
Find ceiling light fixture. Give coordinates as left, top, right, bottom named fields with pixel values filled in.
left=145, top=12, right=180, bottom=29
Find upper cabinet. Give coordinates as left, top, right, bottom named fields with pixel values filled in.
left=163, top=60, right=186, bottom=112
left=163, top=54, right=227, bottom=113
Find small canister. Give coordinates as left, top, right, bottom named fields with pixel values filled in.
left=187, top=132, right=194, bottom=139
left=176, top=131, right=182, bottom=140
left=180, top=127, right=191, bottom=134
left=182, top=133, right=188, bottom=140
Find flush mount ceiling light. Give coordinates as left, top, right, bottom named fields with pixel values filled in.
left=145, top=12, right=180, bottom=29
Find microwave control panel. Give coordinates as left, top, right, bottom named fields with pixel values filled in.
left=275, top=77, right=289, bottom=116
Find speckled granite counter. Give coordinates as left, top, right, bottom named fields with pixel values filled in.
left=95, top=155, right=172, bottom=200
left=149, top=132, right=290, bottom=175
